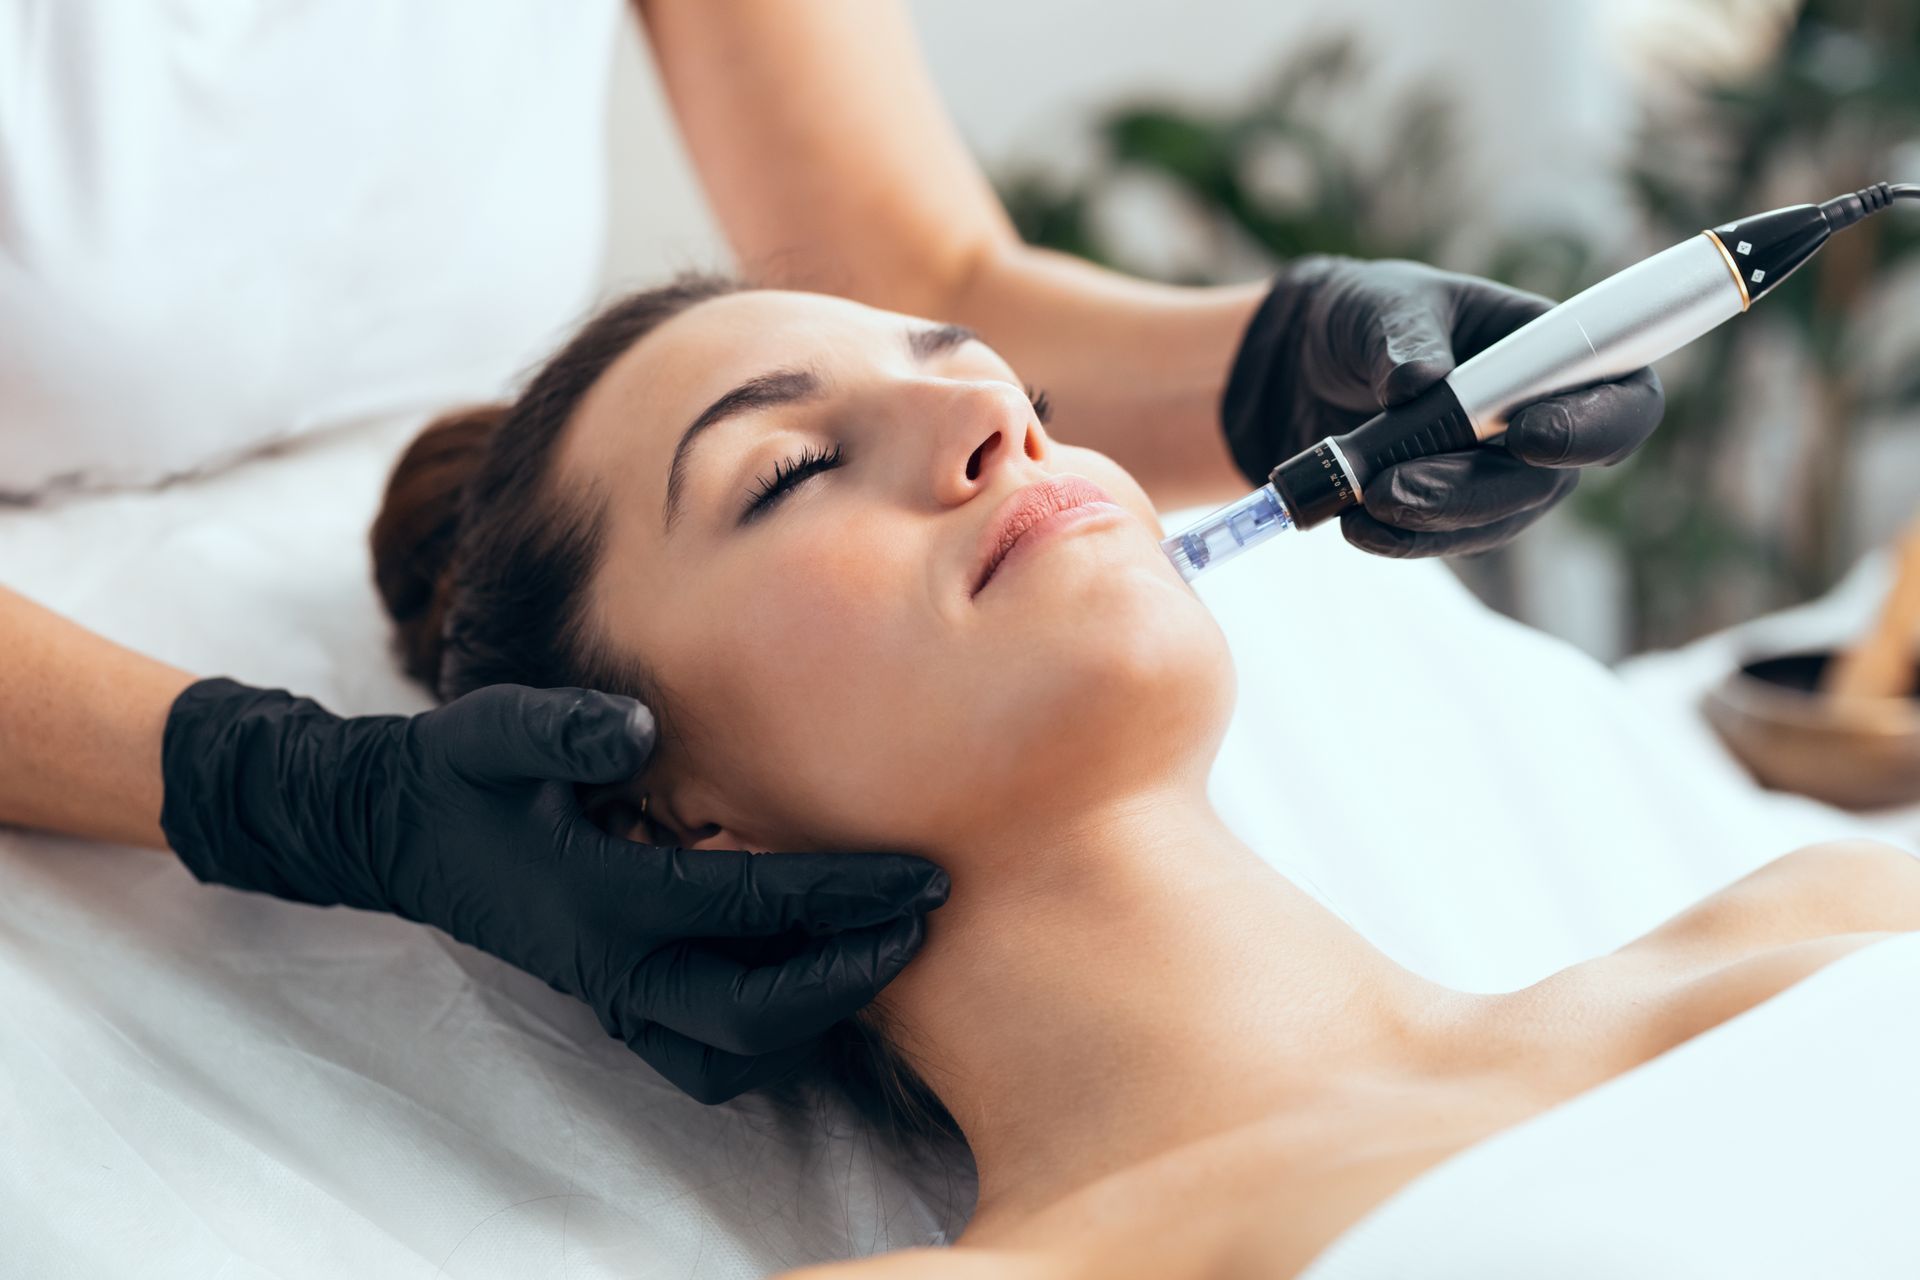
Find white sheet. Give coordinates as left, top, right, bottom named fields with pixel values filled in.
left=1303, top=932, right=1920, bottom=1278
left=0, top=417, right=1906, bottom=1277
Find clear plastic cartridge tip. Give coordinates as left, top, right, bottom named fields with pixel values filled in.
left=1160, top=483, right=1294, bottom=582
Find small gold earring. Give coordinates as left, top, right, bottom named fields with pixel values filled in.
left=638, top=793, right=651, bottom=818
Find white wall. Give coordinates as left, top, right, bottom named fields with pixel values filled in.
left=599, top=0, right=1642, bottom=287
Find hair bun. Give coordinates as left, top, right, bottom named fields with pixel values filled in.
left=370, top=405, right=506, bottom=691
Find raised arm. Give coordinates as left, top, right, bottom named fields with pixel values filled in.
left=637, top=0, right=1257, bottom=511
left=638, top=0, right=1665, bottom=552
left=0, top=584, right=190, bottom=846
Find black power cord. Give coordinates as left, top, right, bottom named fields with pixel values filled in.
left=1821, top=181, right=1920, bottom=229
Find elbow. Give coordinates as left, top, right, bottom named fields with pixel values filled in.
left=746, top=219, right=1021, bottom=325
left=930, top=231, right=1023, bottom=325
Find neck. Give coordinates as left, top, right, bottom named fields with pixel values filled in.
left=880, top=779, right=1436, bottom=1226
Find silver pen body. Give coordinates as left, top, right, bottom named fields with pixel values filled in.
left=1447, top=232, right=1749, bottom=442
left=1169, top=190, right=1893, bottom=562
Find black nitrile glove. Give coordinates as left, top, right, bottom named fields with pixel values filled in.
left=160, top=678, right=949, bottom=1104
left=1222, top=256, right=1665, bottom=557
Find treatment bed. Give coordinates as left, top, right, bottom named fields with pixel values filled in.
left=1, top=413, right=1909, bottom=1277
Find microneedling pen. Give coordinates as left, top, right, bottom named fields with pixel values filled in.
left=1163, top=182, right=1920, bottom=581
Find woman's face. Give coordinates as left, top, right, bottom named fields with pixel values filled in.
left=560, top=290, right=1234, bottom=854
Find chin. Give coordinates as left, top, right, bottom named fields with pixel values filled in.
left=982, top=552, right=1235, bottom=808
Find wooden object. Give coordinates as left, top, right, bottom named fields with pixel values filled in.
left=1823, top=516, right=1920, bottom=700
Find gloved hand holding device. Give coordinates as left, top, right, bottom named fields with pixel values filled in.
left=160, top=678, right=949, bottom=1104
left=1220, top=256, right=1667, bottom=558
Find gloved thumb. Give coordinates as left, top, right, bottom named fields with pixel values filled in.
left=432, top=684, right=657, bottom=786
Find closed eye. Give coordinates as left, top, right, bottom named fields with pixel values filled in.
left=741, top=442, right=845, bottom=523
left=736, top=384, right=1046, bottom=524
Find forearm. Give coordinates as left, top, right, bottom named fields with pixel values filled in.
left=0, top=584, right=195, bottom=848
left=641, top=0, right=1262, bottom=511
left=940, top=243, right=1264, bottom=510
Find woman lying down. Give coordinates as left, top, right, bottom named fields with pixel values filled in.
left=369, top=274, right=1920, bottom=1278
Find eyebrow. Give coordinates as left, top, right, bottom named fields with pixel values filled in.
left=661, top=323, right=982, bottom=531
left=662, top=368, right=824, bottom=531
left=908, top=322, right=979, bottom=362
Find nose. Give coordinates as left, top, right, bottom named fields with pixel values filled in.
left=928, top=381, right=1049, bottom=507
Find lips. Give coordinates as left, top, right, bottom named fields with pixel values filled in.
left=971, top=475, right=1123, bottom=597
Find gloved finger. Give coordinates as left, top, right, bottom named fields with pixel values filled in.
left=1502, top=366, right=1664, bottom=468
left=1340, top=492, right=1567, bottom=559
left=436, top=685, right=657, bottom=786
left=1445, top=281, right=1553, bottom=360
left=630, top=914, right=928, bottom=1058
left=1354, top=288, right=1459, bottom=408
left=596, top=841, right=951, bottom=938
left=626, top=1020, right=816, bottom=1105
left=1362, top=451, right=1576, bottom=533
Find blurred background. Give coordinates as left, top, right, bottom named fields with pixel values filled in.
left=602, top=0, right=1920, bottom=663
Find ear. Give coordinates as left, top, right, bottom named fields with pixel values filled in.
left=581, top=782, right=647, bottom=841
left=636, top=769, right=772, bottom=852
left=577, top=780, right=702, bottom=847
left=590, top=798, right=750, bottom=850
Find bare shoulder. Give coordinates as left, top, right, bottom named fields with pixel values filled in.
left=1529, top=838, right=1920, bottom=1070
left=1510, top=839, right=1920, bottom=1056
left=1641, top=838, right=1920, bottom=957
left=777, top=1247, right=1061, bottom=1280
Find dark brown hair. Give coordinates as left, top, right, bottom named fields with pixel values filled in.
left=370, top=273, right=960, bottom=1153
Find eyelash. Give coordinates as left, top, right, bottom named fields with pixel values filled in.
left=743, top=442, right=845, bottom=521
left=1027, top=385, right=1052, bottom=424
left=739, top=385, right=1052, bottom=522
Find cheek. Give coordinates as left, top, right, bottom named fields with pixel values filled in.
left=951, top=446, right=1233, bottom=809
left=647, top=445, right=1220, bottom=850
left=669, top=520, right=946, bottom=845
